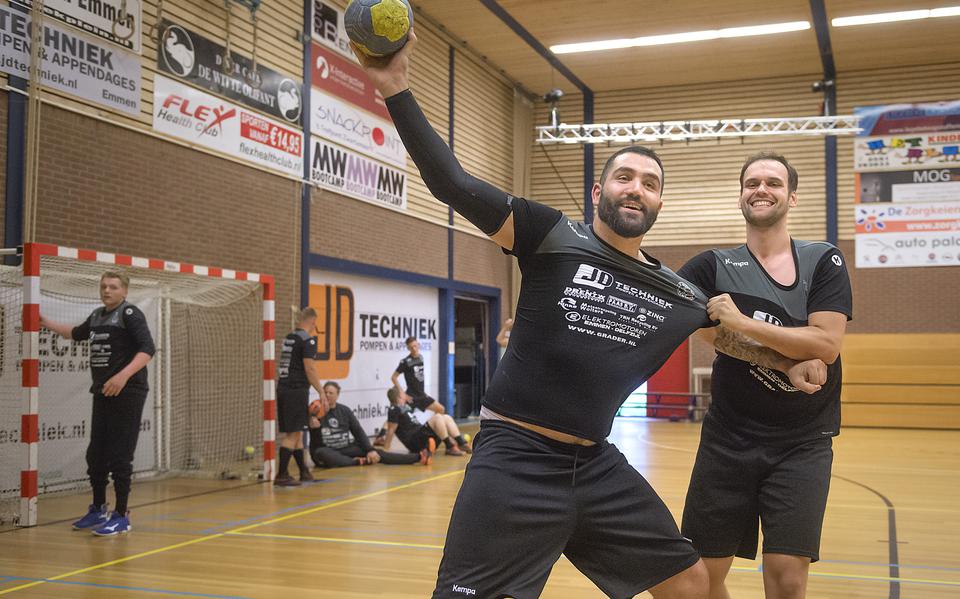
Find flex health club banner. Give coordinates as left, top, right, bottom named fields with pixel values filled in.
left=0, top=293, right=157, bottom=496
left=13, top=0, right=143, bottom=53
left=307, top=271, right=438, bottom=436
left=153, top=74, right=303, bottom=178
left=854, top=101, right=960, bottom=268
left=0, top=3, right=141, bottom=115
left=157, top=19, right=303, bottom=126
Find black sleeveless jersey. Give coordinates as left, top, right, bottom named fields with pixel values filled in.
left=484, top=197, right=712, bottom=443
left=679, top=240, right=853, bottom=443
left=277, top=329, right=317, bottom=389
left=71, top=301, right=155, bottom=394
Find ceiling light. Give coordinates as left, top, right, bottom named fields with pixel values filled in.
left=550, top=21, right=810, bottom=54
left=832, top=6, right=960, bottom=27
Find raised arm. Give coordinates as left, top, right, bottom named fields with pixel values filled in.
left=39, top=314, right=76, bottom=339
left=353, top=31, right=516, bottom=250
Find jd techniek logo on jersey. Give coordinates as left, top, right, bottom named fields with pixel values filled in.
left=572, top=265, right=614, bottom=290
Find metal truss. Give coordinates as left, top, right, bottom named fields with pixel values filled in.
left=536, top=115, right=861, bottom=144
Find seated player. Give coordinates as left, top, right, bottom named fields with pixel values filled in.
left=384, top=388, right=470, bottom=458
left=309, top=381, right=426, bottom=467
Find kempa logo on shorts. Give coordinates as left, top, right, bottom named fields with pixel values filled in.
left=606, top=295, right=637, bottom=313
left=451, top=584, right=476, bottom=595
left=573, top=264, right=614, bottom=290
left=753, top=311, right=783, bottom=327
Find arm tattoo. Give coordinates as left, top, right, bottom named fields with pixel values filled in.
left=713, top=326, right=792, bottom=372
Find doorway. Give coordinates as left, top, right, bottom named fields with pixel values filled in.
left=453, top=297, right=489, bottom=418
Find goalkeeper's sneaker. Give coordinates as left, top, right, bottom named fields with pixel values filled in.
left=72, top=504, right=109, bottom=530
left=92, top=512, right=131, bottom=536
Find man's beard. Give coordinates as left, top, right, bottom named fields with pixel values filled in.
left=598, top=190, right=659, bottom=238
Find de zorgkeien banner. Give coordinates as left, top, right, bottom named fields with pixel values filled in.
left=854, top=101, right=960, bottom=268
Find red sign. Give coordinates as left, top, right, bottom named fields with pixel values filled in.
left=312, top=42, right=391, bottom=121
left=241, top=112, right=302, bottom=157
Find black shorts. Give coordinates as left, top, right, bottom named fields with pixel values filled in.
left=681, top=414, right=834, bottom=562
left=433, top=420, right=700, bottom=599
left=399, top=425, right=440, bottom=452
left=277, top=386, right=309, bottom=433
left=410, top=394, right=438, bottom=412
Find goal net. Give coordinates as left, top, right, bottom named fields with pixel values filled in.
left=0, top=244, right=274, bottom=528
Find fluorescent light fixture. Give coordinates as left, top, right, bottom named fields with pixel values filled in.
left=550, top=21, right=810, bottom=54
left=832, top=6, right=960, bottom=27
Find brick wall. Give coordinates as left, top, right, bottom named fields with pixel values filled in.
left=33, top=105, right=301, bottom=321
left=453, top=231, right=512, bottom=321
left=0, top=91, right=8, bottom=239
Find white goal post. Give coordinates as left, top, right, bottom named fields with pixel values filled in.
left=0, top=243, right=276, bottom=528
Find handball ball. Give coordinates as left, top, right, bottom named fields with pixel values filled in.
left=309, top=399, right=326, bottom=418
left=345, top=0, right=413, bottom=57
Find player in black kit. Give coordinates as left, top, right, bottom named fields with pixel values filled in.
left=275, top=307, right=326, bottom=486
left=40, top=271, right=155, bottom=536
left=678, top=153, right=851, bottom=599
left=392, top=336, right=444, bottom=415
left=354, top=33, right=825, bottom=599
left=309, top=381, right=422, bottom=467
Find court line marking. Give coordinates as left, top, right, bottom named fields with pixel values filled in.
left=222, top=533, right=960, bottom=588
left=0, top=468, right=465, bottom=596
left=0, top=576, right=250, bottom=598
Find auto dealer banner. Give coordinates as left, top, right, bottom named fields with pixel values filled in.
left=0, top=293, right=157, bottom=497
left=0, top=3, right=141, bottom=115
left=153, top=74, right=303, bottom=178
left=307, top=271, right=438, bottom=436
left=854, top=101, right=960, bottom=268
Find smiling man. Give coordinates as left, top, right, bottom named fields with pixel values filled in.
left=678, top=152, right=853, bottom=599
left=353, top=33, right=828, bottom=599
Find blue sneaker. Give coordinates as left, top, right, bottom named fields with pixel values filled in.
left=72, top=504, right=109, bottom=530
left=92, top=511, right=130, bottom=536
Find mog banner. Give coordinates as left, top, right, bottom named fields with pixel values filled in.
left=0, top=293, right=157, bottom=496
left=153, top=75, right=303, bottom=178
left=13, top=0, right=143, bottom=53
left=310, top=137, right=407, bottom=209
left=307, top=271, right=439, bottom=436
left=157, top=20, right=303, bottom=125
left=0, top=4, right=141, bottom=115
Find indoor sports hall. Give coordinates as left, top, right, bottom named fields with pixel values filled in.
left=0, top=1, right=956, bottom=598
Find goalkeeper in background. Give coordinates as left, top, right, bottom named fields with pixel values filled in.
left=40, top=271, right=155, bottom=536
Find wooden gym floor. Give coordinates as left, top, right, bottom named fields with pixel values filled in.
left=0, top=419, right=957, bottom=598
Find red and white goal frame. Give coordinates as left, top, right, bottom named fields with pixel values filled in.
left=18, top=242, right=276, bottom=527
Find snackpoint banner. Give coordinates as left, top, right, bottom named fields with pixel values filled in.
left=307, top=271, right=438, bottom=436
left=854, top=101, right=960, bottom=268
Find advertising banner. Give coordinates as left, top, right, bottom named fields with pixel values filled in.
left=307, top=271, right=439, bottom=436
left=153, top=74, right=303, bottom=178
left=310, top=137, right=407, bottom=209
left=854, top=101, right=960, bottom=268
left=157, top=19, right=303, bottom=125
left=0, top=4, right=141, bottom=115
left=13, top=0, right=143, bottom=53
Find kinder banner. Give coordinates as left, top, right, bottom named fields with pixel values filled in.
left=311, top=87, right=405, bottom=167
left=153, top=74, right=303, bottom=178
left=308, top=271, right=439, bottom=435
left=311, top=137, right=407, bottom=209
left=13, top=0, right=143, bottom=53
left=0, top=292, right=157, bottom=496
left=0, top=4, right=141, bottom=115
left=854, top=101, right=960, bottom=268
left=157, top=20, right=303, bottom=125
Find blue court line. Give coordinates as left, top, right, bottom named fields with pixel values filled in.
left=819, top=559, right=960, bottom=573
left=198, top=466, right=465, bottom=535
left=0, top=576, right=250, bottom=598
